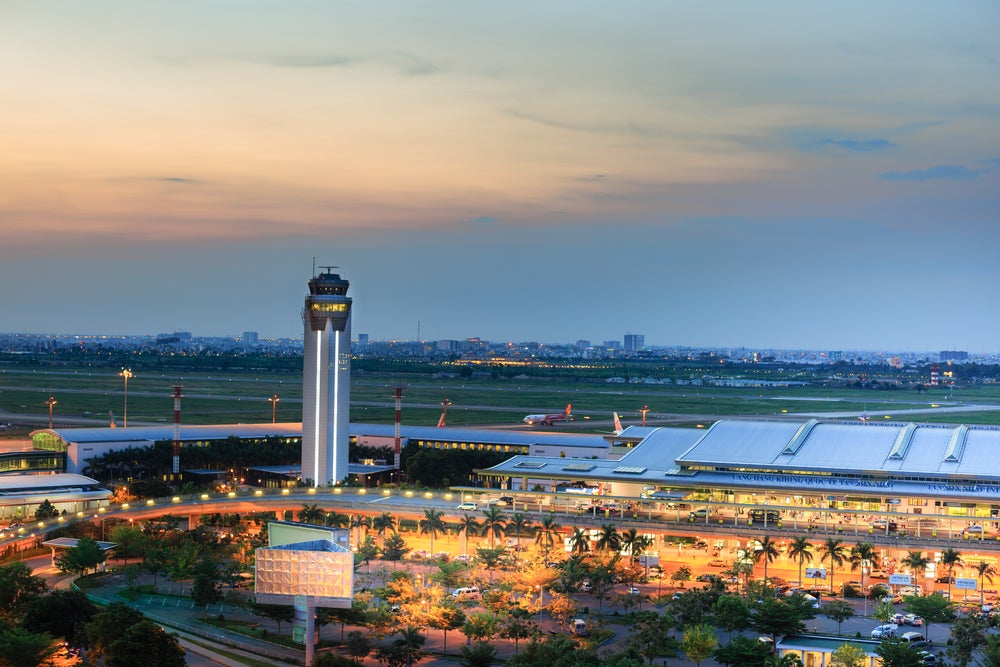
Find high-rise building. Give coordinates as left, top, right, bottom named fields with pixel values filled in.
left=301, top=269, right=352, bottom=487
left=624, top=333, right=645, bottom=354
left=241, top=331, right=259, bottom=346
left=357, top=333, right=369, bottom=347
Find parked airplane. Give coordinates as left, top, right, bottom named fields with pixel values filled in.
left=523, top=403, right=572, bottom=426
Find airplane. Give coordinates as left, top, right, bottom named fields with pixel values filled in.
left=597, top=412, right=626, bottom=435
left=523, top=403, right=572, bottom=426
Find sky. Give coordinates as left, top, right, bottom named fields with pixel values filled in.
left=1, top=2, right=998, bottom=352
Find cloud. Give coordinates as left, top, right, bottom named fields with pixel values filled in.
left=255, top=50, right=436, bottom=76
left=261, top=54, right=360, bottom=69
left=156, top=177, right=200, bottom=184
left=981, top=158, right=1000, bottom=169
left=468, top=216, right=497, bottom=227
left=880, top=165, right=984, bottom=181
left=815, top=138, right=896, bottom=152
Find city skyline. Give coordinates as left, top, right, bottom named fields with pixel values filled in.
left=1, top=2, right=998, bottom=351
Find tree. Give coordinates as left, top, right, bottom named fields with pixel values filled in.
left=788, top=536, right=814, bottom=586
left=818, top=538, right=847, bottom=594
left=821, top=599, right=855, bottom=635
left=428, top=602, right=467, bottom=655
left=499, top=606, right=535, bottom=654
left=750, top=595, right=816, bottom=643
left=672, top=564, right=693, bottom=588
left=902, top=592, right=954, bottom=640
left=940, top=547, right=963, bottom=602
left=143, top=543, right=170, bottom=592
left=461, top=612, right=498, bottom=644
left=849, top=542, right=876, bottom=602
left=107, top=619, right=186, bottom=667
left=298, top=503, right=326, bottom=524
left=713, top=594, right=750, bottom=638
left=419, top=508, right=447, bottom=556
left=325, top=509, right=351, bottom=529
left=22, top=589, right=97, bottom=646
left=54, top=537, right=107, bottom=576
left=250, top=602, right=295, bottom=636
left=681, top=624, right=719, bottom=667
left=948, top=613, right=988, bottom=667
left=873, top=601, right=896, bottom=623
left=595, top=523, right=621, bottom=552
left=34, top=499, right=59, bottom=520
left=480, top=507, right=506, bottom=548
left=830, top=642, right=867, bottom=667
left=374, top=626, right=425, bottom=667
left=874, top=638, right=923, bottom=667
left=457, top=515, right=481, bottom=558
left=627, top=611, right=678, bottom=664
left=975, top=560, right=997, bottom=607
left=714, top=634, right=774, bottom=667
left=84, top=602, right=146, bottom=661
left=382, top=532, right=410, bottom=563
left=900, top=551, right=929, bottom=584
left=753, top=535, right=780, bottom=583
left=474, top=546, right=507, bottom=584
left=0, top=562, right=48, bottom=622
left=313, top=653, right=360, bottom=667
left=534, top=516, right=561, bottom=560
left=506, top=512, right=533, bottom=553
left=458, top=640, right=497, bottom=667
left=373, top=512, right=397, bottom=543
left=109, top=524, right=147, bottom=564
left=569, top=527, right=590, bottom=553
left=191, top=557, right=222, bottom=616
left=0, top=627, right=58, bottom=667
left=345, top=630, right=373, bottom=663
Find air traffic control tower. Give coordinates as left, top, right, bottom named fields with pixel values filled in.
left=302, top=268, right=352, bottom=487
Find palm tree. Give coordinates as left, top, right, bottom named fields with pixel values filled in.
left=975, top=561, right=997, bottom=606
left=901, top=550, right=930, bottom=591
left=754, top=535, right=780, bottom=584
left=788, top=536, right=814, bottom=586
left=298, top=503, right=325, bottom=525
left=372, top=512, right=397, bottom=543
left=480, top=506, right=507, bottom=548
left=569, top=527, right=591, bottom=554
left=534, top=516, right=562, bottom=560
left=940, top=548, right=963, bottom=602
left=419, top=508, right=447, bottom=556
left=819, top=538, right=848, bottom=595
left=850, top=542, right=876, bottom=614
left=457, top=515, right=480, bottom=558
left=595, top=523, right=621, bottom=552
left=350, top=514, right=372, bottom=549
left=325, top=510, right=350, bottom=529
left=505, top=512, right=533, bottom=553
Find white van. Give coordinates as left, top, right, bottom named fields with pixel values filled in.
left=901, top=631, right=925, bottom=645
left=452, top=586, right=481, bottom=600
left=571, top=619, right=588, bottom=637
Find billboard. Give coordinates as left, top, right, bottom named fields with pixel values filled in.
left=805, top=567, right=827, bottom=580
left=955, top=577, right=978, bottom=591
left=889, top=574, right=913, bottom=586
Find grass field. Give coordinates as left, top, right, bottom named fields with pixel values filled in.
left=3, top=363, right=1000, bottom=433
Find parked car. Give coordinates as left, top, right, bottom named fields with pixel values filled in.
left=903, top=614, right=924, bottom=626
left=580, top=580, right=592, bottom=592
left=883, top=594, right=904, bottom=604
left=919, top=651, right=938, bottom=665
left=628, top=586, right=641, bottom=595
left=708, top=559, right=728, bottom=567
left=871, top=624, right=899, bottom=639
left=901, top=631, right=926, bottom=645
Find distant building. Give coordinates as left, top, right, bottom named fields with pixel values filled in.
left=357, top=333, right=369, bottom=347
left=623, top=333, right=645, bottom=354
left=940, top=350, right=968, bottom=361
left=575, top=339, right=591, bottom=350
left=242, top=331, right=259, bottom=346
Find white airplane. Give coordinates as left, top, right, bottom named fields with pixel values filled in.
left=523, top=403, right=572, bottom=426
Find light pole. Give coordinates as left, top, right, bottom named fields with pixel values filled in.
left=639, top=405, right=650, bottom=427
left=269, top=394, right=280, bottom=423
left=119, top=368, right=133, bottom=428
left=46, top=394, right=57, bottom=429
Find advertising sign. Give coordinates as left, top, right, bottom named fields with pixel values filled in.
left=955, top=578, right=978, bottom=591
left=889, top=574, right=913, bottom=586
left=805, top=567, right=827, bottom=580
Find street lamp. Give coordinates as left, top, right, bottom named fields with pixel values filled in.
left=639, top=405, right=650, bottom=427
left=268, top=394, right=280, bottom=423
left=46, top=394, right=57, bottom=429
left=119, top=369, right=133, bottom=428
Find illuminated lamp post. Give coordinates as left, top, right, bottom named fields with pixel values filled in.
left=119, top=369, right=133, bottom=428
left=269, top=394, right=280, bottom=424
left=46, top=394, right=57, bottom=429
left=639, top=405, right=650, bottom=427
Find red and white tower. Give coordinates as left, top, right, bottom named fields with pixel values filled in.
left=171, top=385, right=185, bottom=476
left=930, top=365, right=940, bottom=387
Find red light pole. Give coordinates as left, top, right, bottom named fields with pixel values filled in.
left=46, top=394, right=57, bottom=429
left=639, top=405, right=650, bottom=427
